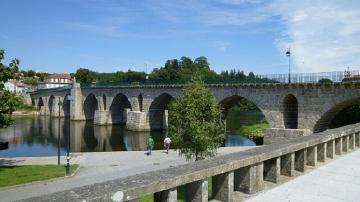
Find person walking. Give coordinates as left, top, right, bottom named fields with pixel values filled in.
left=147, top=136, right=154, bottom=155
left=164, top=136, right=171, bottom=154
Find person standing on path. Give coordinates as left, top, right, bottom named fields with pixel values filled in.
left=164, top=136, right=171, bottom=154
left=147, top=136, right=154, bottom=155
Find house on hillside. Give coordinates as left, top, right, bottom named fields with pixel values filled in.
left=37, top=73, right=72, bottom=89
left=4, top=79, right=26, bottom=93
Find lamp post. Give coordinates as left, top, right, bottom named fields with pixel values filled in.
left=66, top=95, right=74, bottom=175
left=57, top=98, right=62, bottom=166
left=286, top=48, right=291, bottom=83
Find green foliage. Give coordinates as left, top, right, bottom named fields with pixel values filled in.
left=0, top=165, right=77, bottom=187
left=23, top=77, right=38, bottom=85
left=0, top=90, right=22, bottom=127
left=75, top=68, right=96, bottom=84
left=36, top=72, right=49, bottom=82
left=149, top=56, right=218, bottom=81
left=318, top=78, right=333, bottom=84
left=0, top=49, right=23, bottom=128
left=238, top=123, right=269, bottom=145
left=168, top=75, right=225, bottom=161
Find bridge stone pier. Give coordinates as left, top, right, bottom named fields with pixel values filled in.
left=30, top=81, right=360, bottom=143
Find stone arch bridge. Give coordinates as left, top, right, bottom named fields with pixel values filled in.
left=30, top=81, right=360, bottom=143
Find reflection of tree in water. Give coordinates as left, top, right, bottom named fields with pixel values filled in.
left=83, top=121, right=98, bottom=152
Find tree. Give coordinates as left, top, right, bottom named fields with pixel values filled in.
left=0, top=49, right=22, bottom=127
left=168, top=75, right=225, bottom=160
left=194, top=56, right=210, bottom=69
left=75, top=68, right=96, bottom=84
left=318, top=78, right=333, bottom=84
left=0, top=90, right=21, bottom=128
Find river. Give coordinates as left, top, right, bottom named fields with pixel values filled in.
left=0, top=111, right=262, bottom=157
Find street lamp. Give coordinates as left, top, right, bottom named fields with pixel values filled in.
left=65, top=95, right=74, bottom=175
left=286, top=48, right=291, bottom=83
left=57, top=98, right=62, bottom=166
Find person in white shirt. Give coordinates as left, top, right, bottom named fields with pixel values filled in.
left=163, top=136, right=171, bottom=154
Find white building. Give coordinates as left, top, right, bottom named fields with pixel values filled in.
left=37, top=74, right=72, bottom=89
left=4, top=80, right=26, bottom=93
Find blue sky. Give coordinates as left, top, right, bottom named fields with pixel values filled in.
left=1, top=0, right=360, bottom=74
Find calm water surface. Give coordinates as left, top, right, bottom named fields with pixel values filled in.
left=0, top=114, right=257, bottom=157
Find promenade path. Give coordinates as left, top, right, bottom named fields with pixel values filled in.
left=246, top=148, right=360, bottom=202
left=0, top=147, right=252, bottom=202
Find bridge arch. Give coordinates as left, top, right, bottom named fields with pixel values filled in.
left=149, top=93, right=174, bottom=130
left=63, top=94, right=71, bottom=117
left=314, top=97, right=360, bottom=133
left=83, top=93, right=98, bottom=120
left=37, top=97, right=44, bottom=110
left=283, top=94, right=298, bottom=129
left=48, top=95, right=55, bottom=116
left=219, top=95, right=267, bottom=115
left=110, top=93, right=132, bottom=124
left=138, top=94, right=143, bottom=112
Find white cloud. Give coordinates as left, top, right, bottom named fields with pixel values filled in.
left=211, top=41, right=232, bottom=52
left=270, top=0, right=360, bottom=72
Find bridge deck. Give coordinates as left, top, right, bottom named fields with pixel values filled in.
left=247, top=149, right=360, bottom=202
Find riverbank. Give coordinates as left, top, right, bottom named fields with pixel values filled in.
left=0, top=147, right=255, bottom=201
left=12, top=110, right=39, bottom=116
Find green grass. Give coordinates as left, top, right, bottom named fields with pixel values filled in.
left=0, top=165, right=77, bottom=187
left=139, top=177, right=212, bottom=202
left=15, top=102, right=38, bottom=112
left=237, top=123, right=269, bottom=145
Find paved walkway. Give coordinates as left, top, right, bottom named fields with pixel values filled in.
left=247, top=149, right=360, bottom=202
left=0, top=147, right=252, bottom=202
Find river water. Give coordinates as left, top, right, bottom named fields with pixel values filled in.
left=0, top=111, right=262, bottom=157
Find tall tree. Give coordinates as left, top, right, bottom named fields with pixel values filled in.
left=75, top=68, right=96, bottom=84
left=168, top=75, right=225, bottom=160
left=0, top=49, right=22, bottom=127
left=194, top=56, right=210, bottom=69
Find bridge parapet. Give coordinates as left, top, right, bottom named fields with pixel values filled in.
left=21, top=123, right=360, bottom=202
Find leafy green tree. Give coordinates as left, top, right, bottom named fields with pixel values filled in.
left=0, top=49, right=22, bottom=127
left=168, top=75, right=225, bottom=160
left=0, top=90, right=21, bottom=127
left=75, top=68, right=96, bottom=84
left=318, top=78, right=333, bottom=84
left=194, top=56, right=210, bottom=69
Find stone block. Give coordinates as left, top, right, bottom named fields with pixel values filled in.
left=326, top=140, right=335, bottom=159
left=263, top=157, right=280, bottom=183
left=335, top=138, right=343, bottom=155
left=281, top=153, right=295, bottom=177
left=342, top=136, right=349, bottom=153
left=295, top=149, right=307, bottom=172
left=317, top=142, right=327, bottom=162
left=185, top=178, right=208, bottom=202
left=234, top=162, right=263, bottom=194
left=154, top=188, right=177, bottom=202
left=356, top=132, right=360, bottom=148
left=212, top=171, right=234, bottom=202
left=264, top=128, right=311, bottom=144
left=349, top=134, right=355, bottom=150
left=307, top=146, right=317, bottom=167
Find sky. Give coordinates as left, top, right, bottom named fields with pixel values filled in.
left=1, top=0, right=360, bottom=75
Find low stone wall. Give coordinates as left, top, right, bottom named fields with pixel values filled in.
left=264, top=128, right=312, bottom=144
left=20, top=123, right=360, bottom=202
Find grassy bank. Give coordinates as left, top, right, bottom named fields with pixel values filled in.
left=140, top=177, right=212, bottom=202
left=0, top=165, right=77, bottom=187
left=238, top=123, right=269, bottom=145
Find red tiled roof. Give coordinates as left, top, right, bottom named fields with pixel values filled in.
left=47, top=74, right=72, bottom=79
